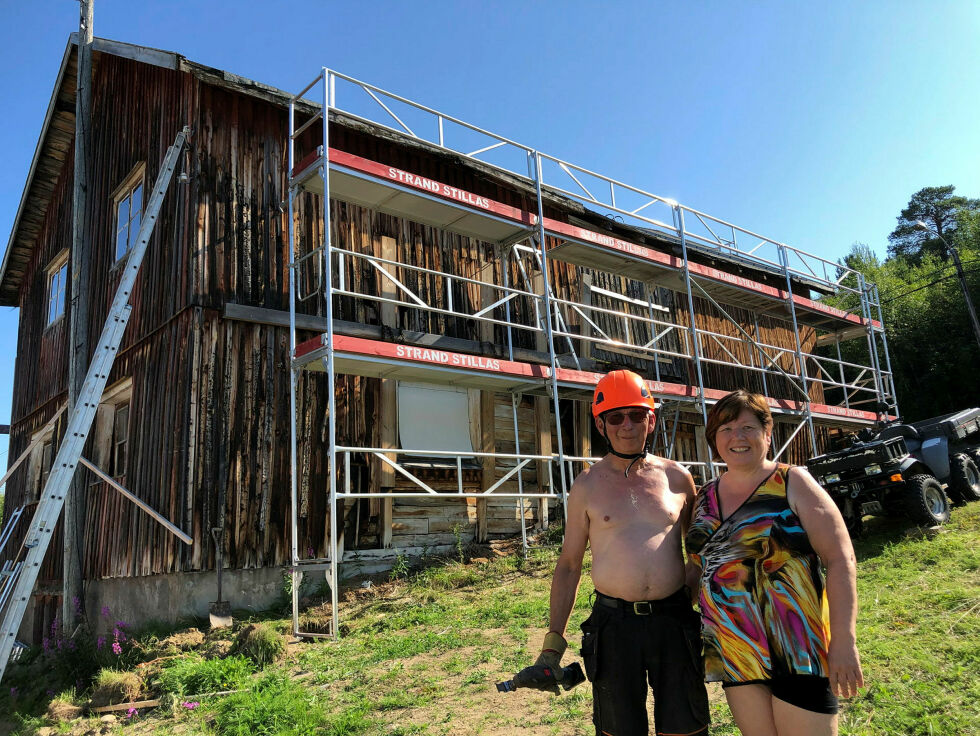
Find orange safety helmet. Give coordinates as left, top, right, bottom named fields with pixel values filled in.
left=591, top=370, right=657, bottom=419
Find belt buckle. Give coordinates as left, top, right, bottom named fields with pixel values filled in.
left=632, top=601, right=652, bottom=615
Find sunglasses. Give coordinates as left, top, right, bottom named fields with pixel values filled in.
left=602, top=409, right=651, bottom=425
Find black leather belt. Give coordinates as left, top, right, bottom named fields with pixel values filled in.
left=595, top=589, right=689, bottom=615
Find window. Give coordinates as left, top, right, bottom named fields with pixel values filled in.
left=27, top=415, right=63, bottom=503
left=46, top=251, right=69, bottom=325
left=94, top=379, right=133, bottom=481
left=112, top=165, right=145, bottom=262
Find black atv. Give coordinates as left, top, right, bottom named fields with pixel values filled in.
left=806, top=408, right=980, bottom=534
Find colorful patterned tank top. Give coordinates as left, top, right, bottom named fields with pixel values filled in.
left=685, top=464, right=830, bottom=683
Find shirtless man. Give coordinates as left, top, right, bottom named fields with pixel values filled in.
left=535, top=370, right=710, bottom=736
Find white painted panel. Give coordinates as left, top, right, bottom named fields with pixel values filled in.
left=398, top=381, right=475, bottom=455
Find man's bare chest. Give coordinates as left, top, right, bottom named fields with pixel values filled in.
left=587, top=477, right=683, bottom=531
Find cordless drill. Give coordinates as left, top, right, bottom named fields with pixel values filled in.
left=495, top=661, right=586, bottom=694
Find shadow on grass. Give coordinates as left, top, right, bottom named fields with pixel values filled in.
left=851, top=516, right=911, bottom=562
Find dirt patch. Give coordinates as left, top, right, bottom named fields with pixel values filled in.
left=89, top=671, right=142, bottom=707
left=46, top=700, right=83, bottom=723
left=204, top=639, right=234, bottom=659
left=358, top=628, right=728, bottom=736
left=160, top=628, right=206, bottom=652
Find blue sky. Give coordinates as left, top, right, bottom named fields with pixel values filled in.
left=1, top=1, right=979, bottom=472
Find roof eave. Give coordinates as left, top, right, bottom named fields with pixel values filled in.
left=0, top=37, right=75, bottom=306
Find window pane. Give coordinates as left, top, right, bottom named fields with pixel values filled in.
left=116, top=195, right=131, bottom=260
left=113, top=403, right=130, bottom=477
left=114, top=403, right=129, bottom=439
left=130, top=184, right=142, bottom=219
left=56, top=266, right=66, bottom=318
left=116, top=224, right=130, bottom=261
left=117, top=194, right=130, bottom=223
left=47, top=263, right=67, bottom=324
left=130, top=211, right=141, bottom=248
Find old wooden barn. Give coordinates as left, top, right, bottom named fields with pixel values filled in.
left=0, top=36, right=894, bottom=641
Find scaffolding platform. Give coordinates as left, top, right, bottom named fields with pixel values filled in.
left=292, top=146, right=877, bottom=336
left=295, top=333, right=882, bottom=427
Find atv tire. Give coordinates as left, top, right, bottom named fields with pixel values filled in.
left=949, top=453, right=980, bottom=503
left=836, top=497, right=863, bottom=537
left=903, top=474, right=951, bottom=526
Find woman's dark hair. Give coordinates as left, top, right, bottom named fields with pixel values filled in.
left=705, top=389, right=773, bottom=455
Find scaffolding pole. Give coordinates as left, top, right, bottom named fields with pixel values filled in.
left=778, top=244, right=818, bottom=456
left=676, top=206, right=714, bottom=476
left=532, top=152, right=569, bottom=516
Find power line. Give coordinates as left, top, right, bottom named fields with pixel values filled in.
left=881, top=265, right=980, bottom=305
left=877, top=257, right=980, bottom=298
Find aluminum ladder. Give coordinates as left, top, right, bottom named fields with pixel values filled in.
left=0, top=127, right=189, bottom=680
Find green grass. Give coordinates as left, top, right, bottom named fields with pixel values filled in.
left=154, top=654, right=255, bottom=696
left=210, top=671, right=340, bottom=736
left=2, top=508, right=978, bottom=735
left=841, top=509, right=980, bottom=735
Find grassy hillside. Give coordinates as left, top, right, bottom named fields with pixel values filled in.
left=2, top=504, right=978, bottom=736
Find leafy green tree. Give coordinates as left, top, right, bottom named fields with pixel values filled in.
left=823, top=234, right=980, bottom=422
left=887, top=186, right=980, bottom=264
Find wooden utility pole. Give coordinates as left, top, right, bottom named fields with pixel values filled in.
left=65, top=0, right=93, bottom=626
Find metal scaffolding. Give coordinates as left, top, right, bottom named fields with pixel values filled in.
left=285, top=69, right=896, bottom=638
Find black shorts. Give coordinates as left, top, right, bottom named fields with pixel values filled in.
left=723, top=675, right=839, bottom=715
left=580, top=589, right=710, bottom=736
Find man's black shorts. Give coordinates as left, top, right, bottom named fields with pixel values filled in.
left=580, top=589, right=710, bottom=736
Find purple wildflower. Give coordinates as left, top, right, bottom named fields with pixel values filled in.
left=112, top=641, right=122, bottom=656
left=101, top=605, right=111, bottom=617
left=181, top=701, right=200, bottom=710
left=72, top=595, right=82, bottom=615
left=42, top=637, right=50, bottom=653
left=97, top=636, right=106, bottom=650
left=126, top=707, right=138, bottom=719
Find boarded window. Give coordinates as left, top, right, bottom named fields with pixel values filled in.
left=397, top=382, right=475, bottom=457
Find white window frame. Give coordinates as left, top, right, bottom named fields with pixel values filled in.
left=111, top=163, right=146, bottom=263
left=45, top=250, right=69, bottom=326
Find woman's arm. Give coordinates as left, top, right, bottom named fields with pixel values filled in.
left=787, top=465, right=865, bottom=698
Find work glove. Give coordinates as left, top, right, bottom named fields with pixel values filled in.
left=534, top=631, right=568, bottom=676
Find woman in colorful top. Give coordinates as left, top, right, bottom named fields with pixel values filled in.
left=686, top=390, right=864, bottom=736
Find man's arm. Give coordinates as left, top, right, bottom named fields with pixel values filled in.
left=787, top=465, right=864, bottom=698
left=547, top=473, right=590, bottom=636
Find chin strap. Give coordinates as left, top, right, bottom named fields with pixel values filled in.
left=602, top=428, right=651, bottom=477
